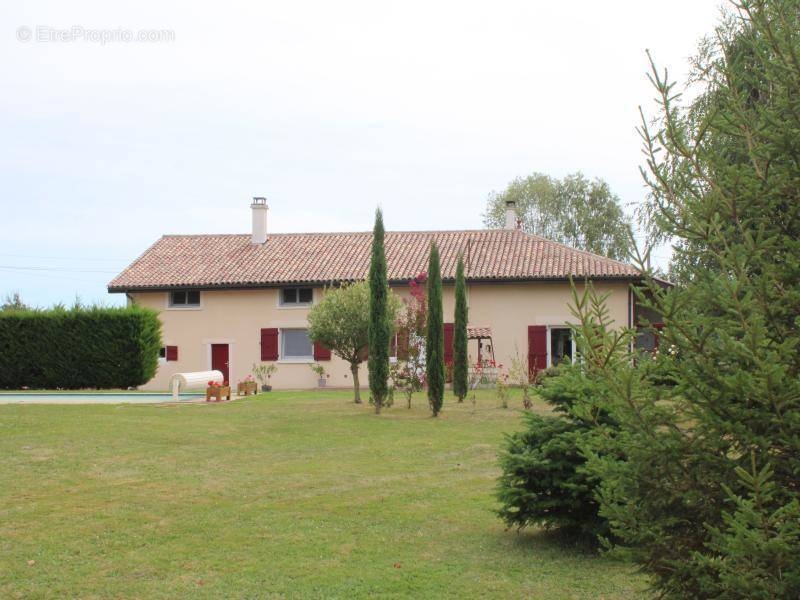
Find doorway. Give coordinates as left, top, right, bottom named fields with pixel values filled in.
left=211, top=343, right=230, bottom=382
left=549, top=328, right=574, bottom=366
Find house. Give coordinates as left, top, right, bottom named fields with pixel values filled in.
left=108, top=199, right=642, bottom=390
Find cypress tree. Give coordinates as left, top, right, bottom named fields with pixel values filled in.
left=426, top=241, right=445, bottom=416
left=367, top=208, right=391, bottom=414
left=452, top=254, right=469, bottom=402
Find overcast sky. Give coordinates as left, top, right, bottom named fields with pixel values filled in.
left=1, top=1, right=722, bottom=307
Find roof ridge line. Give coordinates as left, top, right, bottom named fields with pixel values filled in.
left=160, top=229, right=513, bottom=238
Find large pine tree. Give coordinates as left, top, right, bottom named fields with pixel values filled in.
left=452, top=254, right=468, bottom=402
left=426, top=242, right=445, bottom=416
left=568, top=1, right=800, bottom=596
left=367, top=208, right=391, bottom=414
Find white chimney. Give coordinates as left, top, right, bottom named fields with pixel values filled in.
left=504, top=200, right=518, bottom=230
left=251, top=197, right=268, bottom=244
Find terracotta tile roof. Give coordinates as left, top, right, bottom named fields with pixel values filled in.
left=108, top=229, right=640, bottom=291
left=467, top=327, right=493, bottom=339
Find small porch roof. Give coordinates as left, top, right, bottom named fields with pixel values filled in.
left=467, top=326, right=492, bottom=340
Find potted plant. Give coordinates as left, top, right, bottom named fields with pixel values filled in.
left=237, top=374, right=257, bottom=396
left=206, top=380, right=231, bottom=402
left=252, top=363, right=277, bottom=392
left=309, top=363, right=328, bottom=387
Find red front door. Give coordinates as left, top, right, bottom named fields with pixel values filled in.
left=211, top=344, right=230, bottom=382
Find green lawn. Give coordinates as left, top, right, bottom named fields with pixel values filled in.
left=0, top=390, right=646, bottom=598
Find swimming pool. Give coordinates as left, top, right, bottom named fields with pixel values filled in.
left=0, top=393, right=202, bottom=404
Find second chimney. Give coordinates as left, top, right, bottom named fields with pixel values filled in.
left=251, top=197, right=268, bottom=244
left=504, top=200, right=518, bottom=230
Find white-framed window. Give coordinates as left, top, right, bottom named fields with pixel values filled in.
left=168, top=290, right=201, bottom=308
left=279, top=287, right=313, bottom=307
left=281, top=328, right=313, bottom=360
left=548, top=327, right=576, bottom=367
left=158, top=347, right=167, bottom=364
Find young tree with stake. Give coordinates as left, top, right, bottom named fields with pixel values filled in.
left=307, top=281, right=372, bottom=404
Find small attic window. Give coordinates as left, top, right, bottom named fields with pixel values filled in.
left=169, top=290, right=201, bottom=307
left=280, top=287, right=313, bottom=306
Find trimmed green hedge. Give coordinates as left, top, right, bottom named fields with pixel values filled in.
left=0, top=305, right=162, bottom=389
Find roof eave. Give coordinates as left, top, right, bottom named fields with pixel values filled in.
left=108, top=274, right=643, bottom=294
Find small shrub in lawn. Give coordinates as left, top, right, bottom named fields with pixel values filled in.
left=508, top=351, right=533, bottom=409
left=496, top=371, right=509, bottom=409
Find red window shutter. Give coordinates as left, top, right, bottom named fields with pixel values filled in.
left=165, top=345, right=178, bottom=362
left=260, top=328, right=279, bottom=361
left=389, top=334, right=397, bottom=357
left=313, top=341, right=331, bottom=361
left=444, top=323, right=455, bottom=363
left=528, top=325, right=547, bottom=381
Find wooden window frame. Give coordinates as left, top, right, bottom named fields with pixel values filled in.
left=278, top=287, right=314, bottom=308
left=167, top=290, right=202, bottom=309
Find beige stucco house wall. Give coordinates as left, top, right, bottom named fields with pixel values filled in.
left=131, top=279, right=631, bottom=391
left=111, top=199, right=641, bottom=391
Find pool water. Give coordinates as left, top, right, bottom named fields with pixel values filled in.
left=0, top=393, right=202, bottom=404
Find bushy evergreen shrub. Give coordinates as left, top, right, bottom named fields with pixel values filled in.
left=0, top=305, right=161, bottom=389
left=496, top=365, right=620, bottom=541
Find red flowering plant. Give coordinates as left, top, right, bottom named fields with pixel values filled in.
left=406, top=271, right=427, bottom=334
left=389, top=272, right=428, bottom=409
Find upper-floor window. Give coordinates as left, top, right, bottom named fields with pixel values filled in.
left=169, top=290, right=201, bottom=307
left=280, top=287, right=313, bottom=306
